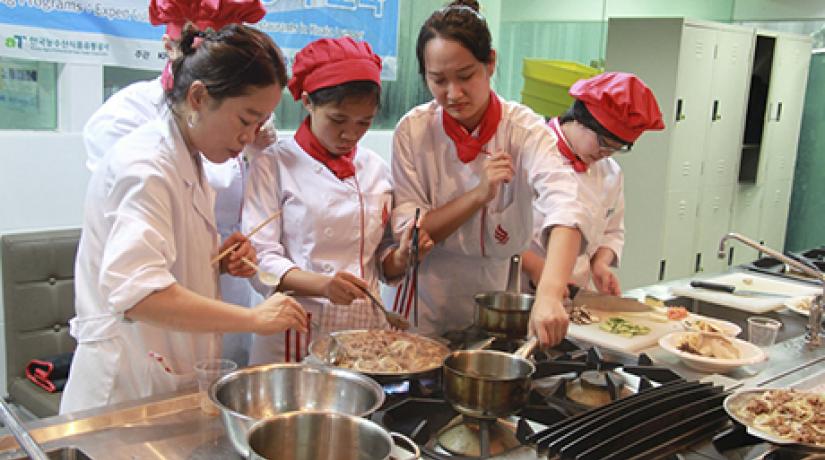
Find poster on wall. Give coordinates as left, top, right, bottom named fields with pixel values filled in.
left=0, top=0, right=399, bottom=79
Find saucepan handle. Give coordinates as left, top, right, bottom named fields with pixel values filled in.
left=390, top=432, right=421, bottom=460
left=514, top=336, right=538, bottom=359
left=505, top=254, right=522, bottom=293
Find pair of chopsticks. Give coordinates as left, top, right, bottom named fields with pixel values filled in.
left=210, top=209, right=282, bottom=265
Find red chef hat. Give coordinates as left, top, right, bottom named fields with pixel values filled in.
left=149, top=0, right=266, bottom=40
left=569, top=72, right=664, bottom=143
left=287, top=36, right=382, bottom=101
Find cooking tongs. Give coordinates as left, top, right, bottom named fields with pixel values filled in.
left=393, top=208, right=421, bottom=327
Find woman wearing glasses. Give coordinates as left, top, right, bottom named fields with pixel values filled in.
left=522, top=72, right=664, bottom=295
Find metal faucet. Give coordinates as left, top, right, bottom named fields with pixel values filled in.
left=0, top=397, right=48, bottom=460
left=718, top=232, right=824, bottom=348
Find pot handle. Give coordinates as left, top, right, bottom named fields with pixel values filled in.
left=514, top=336, right=538, bottom=359
left=390, top=432, right=421, bottom=460
left=505, top=254, right=522, bottom=293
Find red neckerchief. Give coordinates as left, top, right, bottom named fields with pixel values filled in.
left=549, top=117, right=588, bottom=173
left=294, top=117, right=356, bottom=180
left=442, top=90, right=502, bottom=163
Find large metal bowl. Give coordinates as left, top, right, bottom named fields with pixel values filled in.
left=210, top=363, right=385, bottom=457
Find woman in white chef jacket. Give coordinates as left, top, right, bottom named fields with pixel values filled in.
left=392, top=0, right=598, bottom=347
left=60, top=25, right=307, bottom=414
left=82, top=0, right=272, bottom=366
left=244, top=36, right=432, bottom=364
left=522, top=73, right=665, bottom=295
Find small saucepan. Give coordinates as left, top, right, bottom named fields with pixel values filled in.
left=474, top=255, right=535, bottom=339
left=442, top=336, right=539, bottom=419
left=246, top=411, right=421, bottom=460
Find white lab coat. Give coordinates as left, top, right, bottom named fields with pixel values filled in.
left=61, top=114, right=221, bottom=414
left=243, top=138, right=395, bottom=364
left=82, top=77, right=260, bottom=365
left=528, top=118, right=625, bottom=290
left=391, top=96, right=595, bottom=337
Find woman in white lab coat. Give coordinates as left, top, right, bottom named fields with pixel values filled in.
left=392, top=0, right=596, bottom=346
left=60, top=25, right=307, bottom=414
left=244, top=37, right=432, bottom=364
left=82, top=0, right=272, bottom=366
left=522, top=72, right=664, bottom=296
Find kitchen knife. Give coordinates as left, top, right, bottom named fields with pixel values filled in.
left=689, top=280, right=792, bottom=298
left=568, top=284, right=652, bottom=312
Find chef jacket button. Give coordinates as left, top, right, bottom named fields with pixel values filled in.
left=315, top=166, right=323, bottom=173
left=323, top=263, right=334, bottom=273
left=324, top=227, right=334, bottom=238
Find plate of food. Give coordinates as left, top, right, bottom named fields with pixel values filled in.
left=658, top=331, right=765, bottom=373
left=724, top=388, right=825, bottom=449
left=784, top=296, right=816, bottom=317
left=308, top=329, right=450, bottom=381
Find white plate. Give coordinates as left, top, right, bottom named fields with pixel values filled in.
left=658, top=331, right=765, bottom=374
left=784, top=296, right=815, bottom=317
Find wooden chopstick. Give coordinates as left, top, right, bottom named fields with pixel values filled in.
left=210, top=209, right=283, bottom=265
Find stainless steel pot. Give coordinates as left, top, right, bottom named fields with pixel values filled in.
left=474, top=255, right=534, bottom=339
left=247, top=411, right=420, bottom=460
left=210, top=363, right=385, bottom=458
left=443, top=337, right=538, bottom=419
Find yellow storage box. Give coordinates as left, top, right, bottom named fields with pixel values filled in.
left=521, top=59, right=601, bottom=118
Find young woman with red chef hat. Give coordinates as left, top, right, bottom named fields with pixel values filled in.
left=391, top=0, right=595, bottom=347
left=82, top=0, right=274, bottom=366
left=60, top=25, right=307, bottom=414
left=522, top=72, right=665, bottom=296
left=243, top=37, right=433, bottom=364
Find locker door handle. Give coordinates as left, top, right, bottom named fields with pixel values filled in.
left=712, top=100, right=722, bottom=121
left=676, top=99, right=685, bottom=122
left=775, top=102, right=782, bottom=122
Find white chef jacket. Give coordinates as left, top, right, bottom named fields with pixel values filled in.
left=82, top=77, right=261, bottom=365
left=528, top=118, right=625, bottom=290
left=61, top=114, right=221, bottom=414
left=243, top=138, right=395, bottom=364
left=391, top=96, right=596, bottom=337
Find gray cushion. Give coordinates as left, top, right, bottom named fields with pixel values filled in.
left=2, top=229, right=80, bottom=416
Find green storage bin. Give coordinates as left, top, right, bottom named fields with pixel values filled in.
left=521, top=59, right=600, bottom=118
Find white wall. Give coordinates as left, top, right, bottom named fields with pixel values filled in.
left=500, top=0, right=733, bottom=22
left=732, top=0, right=825, bottom=21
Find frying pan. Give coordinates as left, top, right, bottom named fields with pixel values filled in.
left=723, top=388, right=825, bottom=452
left=308, top=329, right=451, bottom=383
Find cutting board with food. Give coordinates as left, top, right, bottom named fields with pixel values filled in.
left=565, top=294, right=738, bottom=353
left=670, top=272, right=819, bottom=314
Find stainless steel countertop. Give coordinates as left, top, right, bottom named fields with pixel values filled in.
left=1, top=269, right=823, bottom=460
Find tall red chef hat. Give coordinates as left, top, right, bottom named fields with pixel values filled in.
left=569, top=72, right=664, bottom=143
left=287, top=36, right=382, bottom=101
left=149, top=0, right=267, bottom=40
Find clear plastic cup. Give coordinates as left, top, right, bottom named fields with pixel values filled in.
left=747, top=316, right=781, bottom=348
left=193, top=358, right=237, bottom=415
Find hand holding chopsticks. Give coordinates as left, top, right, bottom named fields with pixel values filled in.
left=210, top=209, right=282, bottom=265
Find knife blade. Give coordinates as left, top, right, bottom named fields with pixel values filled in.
left=689, top=280, right=792, bottom=298
left=569, top=285, right=652, bottom=312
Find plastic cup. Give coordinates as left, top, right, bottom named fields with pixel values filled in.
left=193, top=358, right=237, bottom=415
left=747, top=317, right=781, bottom=348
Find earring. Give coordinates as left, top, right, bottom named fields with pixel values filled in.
left=187, top=111, right=199, bottom=129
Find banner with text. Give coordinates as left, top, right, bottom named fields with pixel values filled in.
left=0, top=0, right=399, bottom=78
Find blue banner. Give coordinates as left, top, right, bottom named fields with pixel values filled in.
left=0, top=0, right=399, bottom=77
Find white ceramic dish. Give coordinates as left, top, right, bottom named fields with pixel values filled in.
left=658, top=331, right=765, bottom=373
left=784, top=296, right=815, bottom=317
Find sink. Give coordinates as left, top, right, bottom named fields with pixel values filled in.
left=667, top=296, right=809, bottom=345
left=5, top=447, right=93, bottom=460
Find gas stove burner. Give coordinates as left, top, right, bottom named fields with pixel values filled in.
left=565, top=370, right=632, bottom=408
left=436, top=415, right=521, bottom=458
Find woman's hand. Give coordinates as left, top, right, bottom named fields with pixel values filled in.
left=528, top=295, right=570, bottom=347
left=252, top=117, right=277, bottom=149
left=591, top=262, right=621, bottom=296
left=472, top=150, right=514, bottom=204
left=323, top=271, right=369, bottom=305
left=397, top=219, right=435, bottom=265
left=219, top=232, right=256, bottom=277
left=251, top=292, right=308, bottom=334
